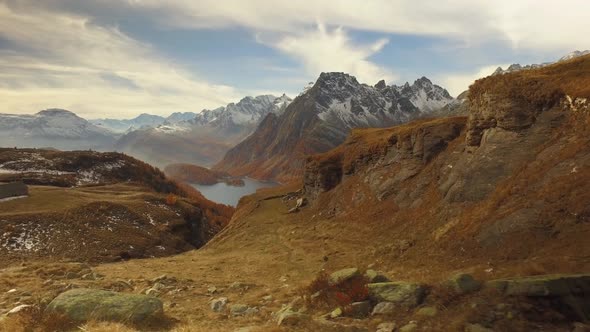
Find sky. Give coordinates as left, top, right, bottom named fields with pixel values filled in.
left=0, top=1, right=589, bottom=119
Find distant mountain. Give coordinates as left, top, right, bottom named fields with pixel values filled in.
left=165, top=112, right=197, bottom=123
left=90, top=113, right=167, bottom=133
left=189, top=94, right=291, bottom=130
left=492, top=50, right=590, bottom=75
left=0, top=109, right=116, bottom=150
left=114, top=94, right=292, bottom=167
left=214, top=72, right=455, bottom=182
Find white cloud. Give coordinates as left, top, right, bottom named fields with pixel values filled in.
left=437, top=64, right=509, bottom=97
left=124, top=0, right=590, bottom=53
left=259, top=24, right=394, bottom=85
left=0, top=3, right=242, bottom=118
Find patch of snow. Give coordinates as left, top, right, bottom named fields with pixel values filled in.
left=0, top=195, right=28, bottom=203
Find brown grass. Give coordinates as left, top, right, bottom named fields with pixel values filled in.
left=470, top=54, right=590, bottom=108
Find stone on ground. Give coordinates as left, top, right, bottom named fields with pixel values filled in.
left=45, top=288, right=163, bottom=323
left=416, top=306, right=438, bottom=317
left=365, top=269, right=390, bottom=283
left=372, top=301, right=396, bottom=315
left=447, top=273, right=481, bottom=294
left=399, top=321, right=418, bottom=332
left=368, top=282, right=426, bottom=308
left=329, top=268, right=361, bottom=286
left=210, top=297, right=228, bottom=312
left=376, top=322, right=397, bottom=332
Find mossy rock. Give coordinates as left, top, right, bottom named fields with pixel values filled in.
left=328, top=268, right=361, bottom=286
left=368, top=282, right=426, bottom=308
left=45, top=288, right=163, bottom=323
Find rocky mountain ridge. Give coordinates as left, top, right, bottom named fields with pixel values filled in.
left=215, top=72, right=455, bottom=182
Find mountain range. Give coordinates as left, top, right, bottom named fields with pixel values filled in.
left=214, top=73, right=455, bottom=182
left=114, top=94, right=292, bottom=167
left=0, top=109, right=116, bottom=151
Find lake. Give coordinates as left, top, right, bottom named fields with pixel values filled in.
left=192, top=178, right=277, bottom=206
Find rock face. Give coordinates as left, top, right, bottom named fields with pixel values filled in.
left=367, top=282, right=426, bottom=308
left=215, top=73, right=454, bottom=182
left=45, top=288, right=164, bottom=323
left=304, top=117, right=466, bottom=200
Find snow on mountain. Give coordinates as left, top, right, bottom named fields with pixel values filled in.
left=493, top=50, right=590, bottom=76
left=90, top=113, right=166, bottom=133
left=188, top=94, right=292, bottom=129
left=0, top=109, right=115, bottom=150
left=114, top=94, right=292, bottom=167
left=559, top=50, right=590, bottom=62
left=166, top=112, right=197, bottom=123
left=215, top=72, right=455, bottom=181
left=314, top=73, right=454, bottom=125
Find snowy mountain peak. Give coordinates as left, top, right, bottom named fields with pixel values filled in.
left=559, top=50, right=590, bottom=62
left=189, top=94, right=292, bottom=129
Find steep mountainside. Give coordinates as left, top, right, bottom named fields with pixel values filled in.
left=0, top=148, right=233, bottom=264
left=0, top=109, right=116, bottom=151
left=215, top=73, right=454, bottom=182
left=115, top=95, right=291, bottom=167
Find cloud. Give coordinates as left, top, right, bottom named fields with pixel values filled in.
left=0, top=2, right=242, bottom=118
left=121, top=0, right=590, bottom=53
left=437, top=64, right=509, bottom=97
left=258, top=24, right=394, bottom=84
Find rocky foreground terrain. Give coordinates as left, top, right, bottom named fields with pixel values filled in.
left=0, top=56, right=590, bottom=331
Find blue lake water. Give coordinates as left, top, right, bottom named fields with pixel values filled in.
left=192, top=178, right=277, bottom=206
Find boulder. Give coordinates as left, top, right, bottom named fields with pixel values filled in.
left=45, top=288, right=163, bottom=323
left=276, top=308, right=308, bottom=326
left=487, top=274, right=590, bottom=322
left=350, top=301, right=371, bottom=318
left=230, top=304, right=257, bottom=316
left=365, top=269, right=390, bottom=283
left=486, top=274, right=590, bottom=297
left=399, top=321, right=418, bottom=332
left=446, top=273, right=481, bottom=295
left=368, top=282, right=426, bottom=308
left=372, top=302, right=395, bottom=315
left=416, top=306, right=438, bottom=317
left=329, top=268, right=361, bottom=286
left=330, top=307, right=343, bottom=318
left=210, top=297, right=228, bottom=312
left=376, top=322, right=397, bottom=332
